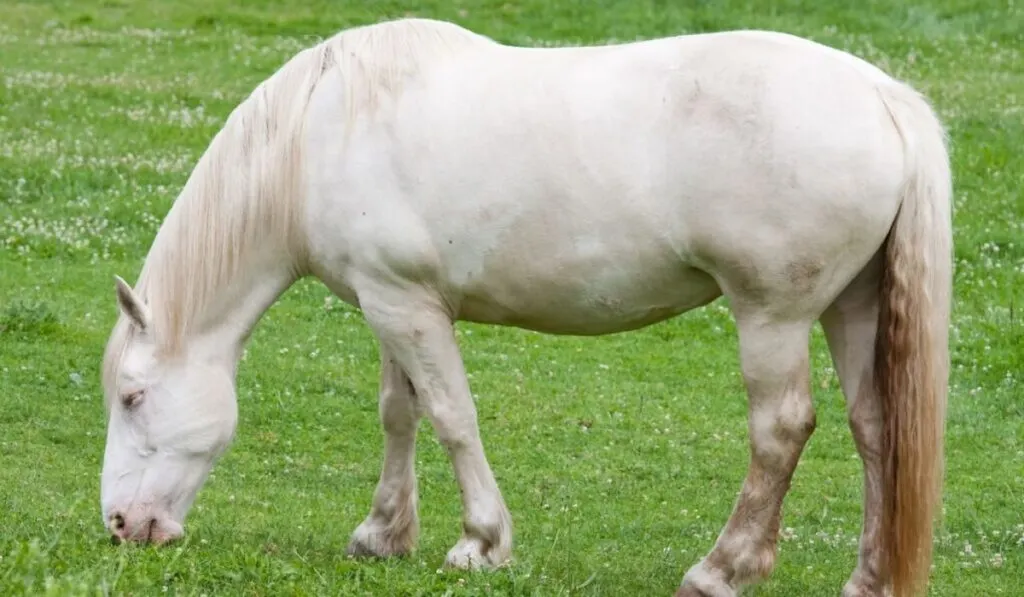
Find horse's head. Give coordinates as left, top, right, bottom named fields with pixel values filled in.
left=99, top=276, right=238, bottom=545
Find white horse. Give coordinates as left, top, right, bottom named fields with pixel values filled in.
left=99, top=18, right=952, bottom=597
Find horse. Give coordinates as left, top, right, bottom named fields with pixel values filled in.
left=98, top=17, right=952, bottom=597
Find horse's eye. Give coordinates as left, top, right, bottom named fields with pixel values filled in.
left=121, top=390, right=144, bottom=410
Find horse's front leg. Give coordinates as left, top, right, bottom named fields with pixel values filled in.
left=678, top=317, right=816, bottom=597
left=347, top=351, right=422, bottom=558
left=360, top=295, right=513, bottom=570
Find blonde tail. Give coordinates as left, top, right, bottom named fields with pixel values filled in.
left=874, top=79, right=954, bottom=597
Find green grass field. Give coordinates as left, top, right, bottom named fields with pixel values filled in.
left=1, top=1, right=1021, bottom=595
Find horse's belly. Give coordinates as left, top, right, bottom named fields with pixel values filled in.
left=451, top=243, right=723, bottom=335
left=456, top=278, right=722, bottom=335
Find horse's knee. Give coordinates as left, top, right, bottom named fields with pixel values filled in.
left=423, top=400, right=479, bottom=450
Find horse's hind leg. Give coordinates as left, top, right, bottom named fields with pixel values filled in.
left=820, top=254, right=888, bottom=597
left=347, top=351, right=422, bottom=559
left=678, top=314, right=816, bottom=597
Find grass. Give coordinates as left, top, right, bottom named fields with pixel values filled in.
left=0, top=0, right=1021, bottom=595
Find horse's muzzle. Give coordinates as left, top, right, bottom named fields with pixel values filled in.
left=108, top=510, right=183, bottom=545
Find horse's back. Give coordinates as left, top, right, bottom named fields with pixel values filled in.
left=303, top=24, right=912, bottom=331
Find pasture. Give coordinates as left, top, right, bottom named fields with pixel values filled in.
left=0, top=0, right=1021, bottom=595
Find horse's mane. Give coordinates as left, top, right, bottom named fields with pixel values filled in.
left=102, top=18, right=491, bottom=396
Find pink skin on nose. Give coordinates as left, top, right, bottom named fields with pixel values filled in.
left=108, top=511, right=184, bottom=545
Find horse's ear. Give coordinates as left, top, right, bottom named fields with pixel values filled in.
left=114, top=275, right=151, bottom=331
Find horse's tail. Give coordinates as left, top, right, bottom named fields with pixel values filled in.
left=874, top=79, right=953, bottom=597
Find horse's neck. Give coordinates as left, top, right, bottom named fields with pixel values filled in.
left=142, top=218, right=299, bottom=373
left=186, top=255, right=298, bottom=374
left=143, top=72, right=309, bottom=370
left=143, top=126, right=307, bottom=369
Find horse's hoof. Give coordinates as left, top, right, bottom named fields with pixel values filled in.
left=346, top=519, right=413, bottom=559
left=841, top=579, right=892, bottom=597
left=443, top=537, right=510, bottom=570
left=675, top=567, right=736, bottom=597
left=674, top=583, right=732, bottom=597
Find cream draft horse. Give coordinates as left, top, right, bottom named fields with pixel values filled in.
left=99, top=18, right=952, bottom=597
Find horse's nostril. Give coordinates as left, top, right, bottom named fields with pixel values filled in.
left=110, top=513, right=126, bottom=531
